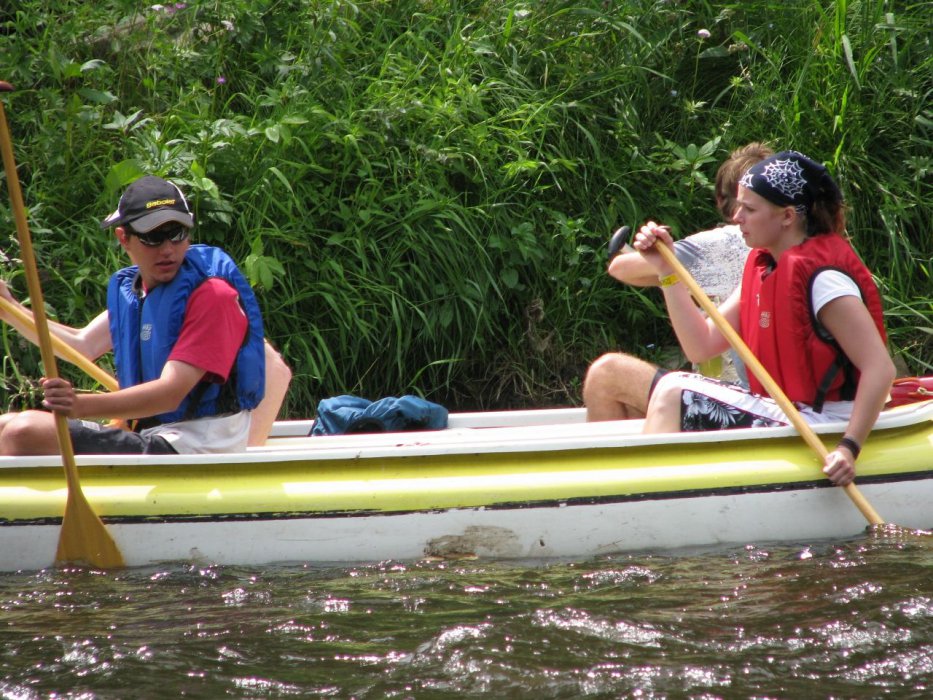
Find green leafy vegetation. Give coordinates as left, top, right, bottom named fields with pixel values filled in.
left=1, top=0, right=930, bottom=416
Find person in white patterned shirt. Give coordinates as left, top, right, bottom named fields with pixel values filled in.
left=583, top=142, right=773, bottom=421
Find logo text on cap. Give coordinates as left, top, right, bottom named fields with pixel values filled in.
left=146, top=198, right=176, bottom=209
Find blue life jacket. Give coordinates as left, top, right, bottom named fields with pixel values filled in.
left=311, top=395, right=448, bottom=436
left=107, top=244, right=265, bottom=425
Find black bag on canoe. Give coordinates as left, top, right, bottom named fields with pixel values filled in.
left=311, top=394, right=448, bottom=436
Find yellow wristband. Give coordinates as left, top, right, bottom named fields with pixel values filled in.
left=659, top=273, right=679, bottom=288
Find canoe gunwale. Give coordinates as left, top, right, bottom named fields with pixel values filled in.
left=1, top=400, right=930, bottom=470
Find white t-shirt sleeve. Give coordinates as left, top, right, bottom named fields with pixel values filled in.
left=811, top=269, right=862, bottom=316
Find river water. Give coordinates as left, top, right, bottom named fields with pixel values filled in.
left=1, top=531, right=930, bottom=698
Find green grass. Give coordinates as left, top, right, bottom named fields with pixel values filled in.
left=1, top=0, right=930, bottom=417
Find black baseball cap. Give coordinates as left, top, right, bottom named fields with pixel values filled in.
left=100, top=175, right=195, bottom=232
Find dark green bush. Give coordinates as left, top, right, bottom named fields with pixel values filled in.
left=1, top=0, right=929, bottom=416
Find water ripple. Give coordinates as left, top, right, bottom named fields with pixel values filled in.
left=1, top=538, right=930, bottom=697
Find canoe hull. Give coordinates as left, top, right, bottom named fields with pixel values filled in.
left=4, top=476, right=929, bottom=571
left=1, top=402, right=931, bottom=571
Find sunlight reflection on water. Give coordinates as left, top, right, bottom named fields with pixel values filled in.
left=1, top=533, right=931, bottom=698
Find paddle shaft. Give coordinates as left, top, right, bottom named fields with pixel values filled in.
left=0, top=82, right=123, bottom=567
left=0, top=296, right=118, bottom=391
left=655, top=241, right=885, bottom=526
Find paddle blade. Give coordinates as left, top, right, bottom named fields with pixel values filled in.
left=55, top=486, right=124, bottom=568
left=1, top=88, right=125, bottom=569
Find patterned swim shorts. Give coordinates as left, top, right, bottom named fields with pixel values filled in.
left=654, top=372, right=854, bottom=432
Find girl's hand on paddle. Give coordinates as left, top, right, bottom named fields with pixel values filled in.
left=41, top=377, right=78, bottom=416
left=823, top=448, right=856, bottom=487
left=632, top=222, right=675, bottom=275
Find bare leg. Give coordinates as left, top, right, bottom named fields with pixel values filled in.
left=0, top=410, right=62, bottom=455
left=641, top=373, right=684, bottom=433
left=0, top=413, right=16, bottom=432
left=247, top=341, right=293, bottom=446
left=583, top=352, right=660, bottom=421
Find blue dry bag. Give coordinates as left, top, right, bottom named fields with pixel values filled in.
left=311, top=395, right=448, bottom=436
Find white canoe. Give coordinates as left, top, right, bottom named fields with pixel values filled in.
left=1, top=400, right=931, bottom=571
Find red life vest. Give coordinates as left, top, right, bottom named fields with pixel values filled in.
left=739, top=233, right=886, bottom=411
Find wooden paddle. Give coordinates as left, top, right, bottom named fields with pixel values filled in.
left=0, top=297, right=118, bottom=391
left=654, top=241, right=886, bottom=526
left=0, top=81, right=124, bottom=568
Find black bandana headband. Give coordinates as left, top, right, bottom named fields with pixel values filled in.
left=738, top=150, right=842, bottom=216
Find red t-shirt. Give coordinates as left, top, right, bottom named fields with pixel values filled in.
left=167, top=278, right=247, bottom=383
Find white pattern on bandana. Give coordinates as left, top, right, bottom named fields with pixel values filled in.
left=762, top=158, right=807, bottom=199
left=741, top=157, right=808, bottom=203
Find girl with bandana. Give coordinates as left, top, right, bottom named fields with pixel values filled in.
left=631, top=151, right=895, bottom=488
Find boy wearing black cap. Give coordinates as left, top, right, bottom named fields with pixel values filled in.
left=101, top=174, right=197, bottom=232
left=0, top=176, right=270, bottom=455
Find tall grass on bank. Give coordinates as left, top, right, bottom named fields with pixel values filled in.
left=0, top=1, right=930, bottom=416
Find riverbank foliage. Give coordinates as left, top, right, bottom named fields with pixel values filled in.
left=1, top=1, right=930, bottom=415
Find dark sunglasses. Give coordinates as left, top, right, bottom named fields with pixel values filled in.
left=129, top=223, right=190, bottom=247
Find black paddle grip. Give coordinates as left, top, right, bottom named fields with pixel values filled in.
left=607, top=225, right=631, bottom=260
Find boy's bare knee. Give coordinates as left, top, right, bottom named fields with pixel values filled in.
left=584, top=353, right=620, bottom=395
left=0, top=417, right=29, bottom=455
left=587, top=352, right=630, bottom=381
left=586, top=352, right=653, bottom=391
left=0, top=413, right=15, bottom=432
left=0, top=412, right=57, bottom=456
